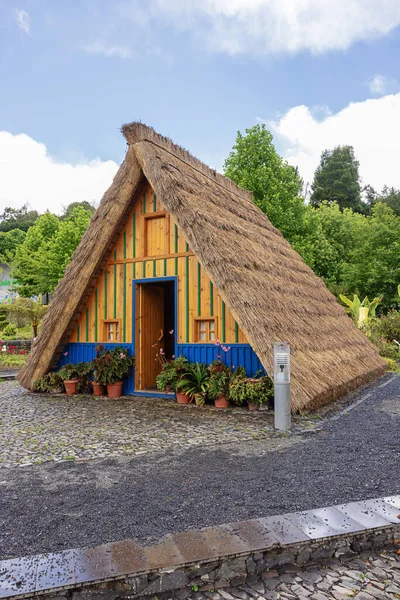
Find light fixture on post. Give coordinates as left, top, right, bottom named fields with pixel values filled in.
left=274, top=342, right=291, bottom=431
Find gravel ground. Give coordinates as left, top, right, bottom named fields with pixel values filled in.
left=0, top=374, right=399, bottom=559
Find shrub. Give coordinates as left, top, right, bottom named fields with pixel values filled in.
left=176, top=362, right=210, bottom=402
left=91, top=346, right=134, bottom=385
left=208, top=361, right=232, bottom=400
left=363, top=314, right=400, bottom=360
left=229, top=372, right=274, bottom=407
left=383, top=358, right=398, bottom=372
left=33, top=372, right=64, bottom=393
left=59, top=362, right=91, bottom=381
left=156, top=355, right=189, bottom=392
left=0, top=353, right=28, bottom=368
left=2, top=323, right=17, bottom=338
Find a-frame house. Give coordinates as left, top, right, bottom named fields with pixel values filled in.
left=19, top=123, right=386, bottom=412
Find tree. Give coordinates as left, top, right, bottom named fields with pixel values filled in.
left=40, top=206, right=92, bottom=290
left=310, top=146, right=364, bottom=212
left=12, top=212, right=60, bottom=296
left=340, top=202, right=400, bottom=309
left=0, top=204, right=39, bottom=232
left=12, top=207, right=92, bottom=296
left=8, top=298, right=47, bottom=337
left=223, top=125, right=306, bottom=242
left=377, top=186, right=400, bottom=216
left=0, top=229, right=26, bottom=263
left=61, top=201, right=96, bottom=220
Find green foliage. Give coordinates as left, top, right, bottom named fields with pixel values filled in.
left=310, top=146, right=364, bottom=212
left=0, top=229, right=26, bottom=263
left=339, top=294, right=381, bottom=323
left=58, top=362, right=91, bottom=381
left=176, top=362, right=210, bottom=400
left=61, top=201, right=95, bottom=220
left=208, top=367, right=231, bottom=400
left=0, top=205, right=39, bottom=232
left=155, top=355, right=189, bottom=392
left=383, top=358, right=398, bottom=372
left=91, top=346, right=134, bottom=385
left=33, top=372, right=64, bottom=393
left=2, top=323, right=17, bottom=337
left=229, top=373, right=273, bottom=407
left=13, top=206, right=92, bottom=296
left=0, top=353, right=28, bottom=368
left=339, top=203, right=400, bottom=309
left=366, top=311, right=400, bottom=343
left=7, top=298, right=47, bottom=337
left=223, top=125, right=306, bottom=242
left=0, top=306, right=9, bottom=330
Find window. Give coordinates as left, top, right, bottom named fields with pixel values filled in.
left=103, top=320, right=120, bottom=342
left=194, top=317, right=216, bottom=342
left=144, top=212, right=169, bottom=257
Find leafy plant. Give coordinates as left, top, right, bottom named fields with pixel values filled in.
left=176, top=362, right=210, bottom=401
left=2, top=323, right=17, bottom=337
left=339, top=293, right=381, bottom=324
left=59, top=362, right=91, bottom=381
left=229, top=374, right=273, bottom=407
left=33, top=372, right=64, bottom=393
left=208, top=363, right=232, bottom=400
left=156, top=355, right=189, bottom=392
left=91, top=346, right=134, bottom=385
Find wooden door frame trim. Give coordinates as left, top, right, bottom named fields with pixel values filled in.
left=132, top=276, right=179, bottom=392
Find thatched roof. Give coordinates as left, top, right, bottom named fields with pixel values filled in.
left=19, top=122, right=386, bottom=412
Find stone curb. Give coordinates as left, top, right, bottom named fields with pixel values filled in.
left=1, top=495, right=400, bottom=599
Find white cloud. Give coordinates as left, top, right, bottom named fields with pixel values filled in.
left=368, top=74, right=399, bottom=96
left=84, top=41, right=132, bottom=59
left=268, top=93, right=400, bottom=192
left=0, top=132, right=119, bottom=214
left=15, top=9, right=30, bottom=35
left=122, top=0, right=400, bottom=55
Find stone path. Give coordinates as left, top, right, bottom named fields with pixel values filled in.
left=186, top=549, right=400, bottom=600
left=0, top=380, right=320, bottom=468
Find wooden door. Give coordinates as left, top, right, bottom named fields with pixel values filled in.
left=135, top=284, right=165, bottom=390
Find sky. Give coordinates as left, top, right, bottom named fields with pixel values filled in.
left=1, top=0, right=400, bottom=213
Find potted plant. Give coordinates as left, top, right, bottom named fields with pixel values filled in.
left=229, top=370, right=274, bottom=411
left=91, top=345, right=109, bottom=396
left=156, top=355, right=189, bottom=402
left=176, top=362, right=210, bottom=406
left=208, top=362, right=231, bottom=408
left=33, top=372, right=64, bottom=394
left=97, top=346, right=134, bottom=398
left=58, top=363, right=85, bottom=395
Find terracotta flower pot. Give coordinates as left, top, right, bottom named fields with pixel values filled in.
left=64, top=379, right=79, bottom=395
left=176, top=391, right=191, bottom=404
left=215, top=395, right=230, bottom=409
left=248, top=402, right=259, bottom=411
left=93, top=382, right=105, bottom=396
left=107, top=381, right=123, bottom=398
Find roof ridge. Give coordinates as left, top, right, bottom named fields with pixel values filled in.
left=121, top=121, right=254, bottom=204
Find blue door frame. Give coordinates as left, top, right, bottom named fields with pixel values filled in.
left=132, top=277, right=178, bottom=398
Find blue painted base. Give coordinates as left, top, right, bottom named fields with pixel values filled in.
left=58, top=342, right=265, bottom=396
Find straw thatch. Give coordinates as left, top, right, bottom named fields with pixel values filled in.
left=19, top=122, right=386, bottom=412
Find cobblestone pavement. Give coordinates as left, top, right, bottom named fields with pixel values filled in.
left=0, top=381, right=321, bottom=468
left=175, top=548, right=400, bottom=600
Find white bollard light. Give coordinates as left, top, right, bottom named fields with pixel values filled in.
left=274, top=342, right=291, bottom=431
